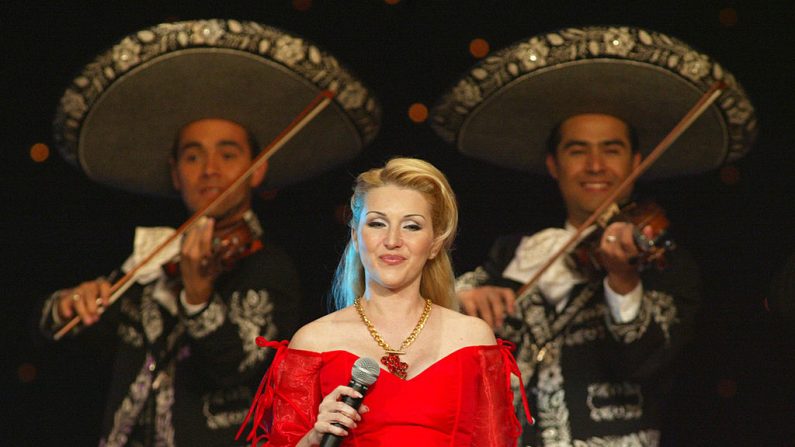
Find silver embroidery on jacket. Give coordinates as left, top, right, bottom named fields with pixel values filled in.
left=511, top=286, right=671, bottom=446
left=202, top=386, right=251, bottom=429
left=118, top=323, right=144, bottom=348
left=573, top=429, right=660, bottom=446
left=121, top=296, right=142, bottom=321
left=184, top=297, right=226, bottom=338
left=101, top=357, right=154, bottom=447
left=229, top=289, right=276, bottom=372
left=606, top=291, right=677, bottom=345
left=454, top=266, right=490, bottom=291
left=141, top=285, right=163, bottom=343
left=586, top=382, right=643, bottom=421
left=461, top=247, right=674, bottom=446
left=154, top=369, right=176, bottom=447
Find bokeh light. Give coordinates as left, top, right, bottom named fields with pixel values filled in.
left=469, top=38, right=490, bottom=58
left=719, top=7, right=738, bottom=27
left=292, top=0, right=312, bottom=12
left=408, top=103, right=429, bottom=123
left=18, top=362, right=37, bottom=384
left=30, top=143, right=50, bottom=163
left=719, top=165, right=741, bottom=185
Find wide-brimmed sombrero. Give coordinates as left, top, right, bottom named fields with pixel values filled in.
left=431, top=26, right=756, bottom=179
left=54, top=19, right=381, bottom=196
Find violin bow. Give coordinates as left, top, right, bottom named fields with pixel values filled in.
left=514, top=81, right=727, bottom=299
left=54, top=90, right=335, bottom=340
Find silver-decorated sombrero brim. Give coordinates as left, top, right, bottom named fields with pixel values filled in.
left=431, top=26, right=756, bottom=179
left=54, top=19, right=381, bottom=196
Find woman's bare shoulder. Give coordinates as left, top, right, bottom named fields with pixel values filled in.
left=289, top=306, right=360, bottom=351
left=435, top=306, right=497, bottom=347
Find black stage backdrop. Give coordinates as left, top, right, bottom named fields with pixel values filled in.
left=2, top=1, right=793, bottom=445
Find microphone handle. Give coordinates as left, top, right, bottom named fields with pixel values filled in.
left=318, top=381, right=369, bottom=447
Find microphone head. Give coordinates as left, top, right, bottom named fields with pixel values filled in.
left=351, top=357, right=380, bottom=386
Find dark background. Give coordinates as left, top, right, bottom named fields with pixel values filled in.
left=2, top=1, right=794, bottom=445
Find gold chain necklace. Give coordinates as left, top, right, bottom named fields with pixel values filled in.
left=354, top=296, right=432, bottom=380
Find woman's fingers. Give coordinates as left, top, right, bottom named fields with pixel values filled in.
left=314, top=419, right=350, bottom=437
left=318, top=408, right=358, bottom=428
left=313, top=385, right=367, bottom=438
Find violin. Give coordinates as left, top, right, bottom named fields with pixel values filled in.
left=569, top=201, right=676, bottom=281
left=207, top=212, right=264, bottom=274
left=162, top=210, right=264, bottom=278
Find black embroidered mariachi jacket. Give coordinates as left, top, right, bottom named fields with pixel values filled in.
left=39, top=240, right=302, bottom=447
left=456, top=232, right=701, bottom=447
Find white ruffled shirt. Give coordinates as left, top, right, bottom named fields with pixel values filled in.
left=119, top=227, right=207, bottom=315
left=502, top=223, right=642, bottom=323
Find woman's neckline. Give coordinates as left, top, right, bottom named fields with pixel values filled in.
left=288, top=343, right=500, bottom=381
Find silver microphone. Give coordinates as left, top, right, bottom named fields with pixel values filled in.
left=319, top=357, right=380, bottom=447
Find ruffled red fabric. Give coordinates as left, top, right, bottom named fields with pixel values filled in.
left=496, top=339, right=534, bottom=427
left=239, top=339, right=533, bottom=446
left=236, top=337, right=304, bottom=445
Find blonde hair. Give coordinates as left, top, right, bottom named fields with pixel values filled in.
left=331, top=157, right=458, bottom=310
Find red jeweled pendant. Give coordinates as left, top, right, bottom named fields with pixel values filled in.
left=381, top=353, right=408, bottom=380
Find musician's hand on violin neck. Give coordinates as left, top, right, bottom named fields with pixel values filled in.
left=457, top=286, right=517, bottom=330
left=58, top=278, right=111, bottom=326
left=598, top=222, right=652, bottom=294
left=180, top=216, right=216, bottom=306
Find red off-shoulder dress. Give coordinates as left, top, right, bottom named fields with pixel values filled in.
left=239, top=338, right=532, bottom=446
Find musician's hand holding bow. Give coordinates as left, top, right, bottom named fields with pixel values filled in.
left=57, top=279, right=111, bottom=326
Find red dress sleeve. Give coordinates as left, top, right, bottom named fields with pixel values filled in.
left=237, top=338, right=323, bottom=447
left=471, top=340, right=534, bottom=446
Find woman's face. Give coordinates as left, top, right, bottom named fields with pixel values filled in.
left=354, top=184, right=440, bottom=296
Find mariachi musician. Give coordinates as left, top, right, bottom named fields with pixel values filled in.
left=432, top=26, right=756, bottom=446
left=38, top=19, right=380, bottom=447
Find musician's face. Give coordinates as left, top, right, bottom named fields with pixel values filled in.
left=170, top=119, right=266, bottom=219
left=545, top=114, right=640, bottom=226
